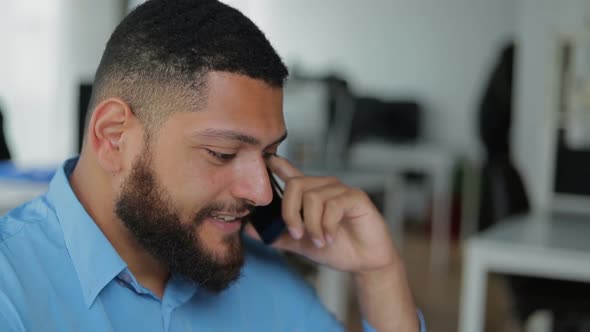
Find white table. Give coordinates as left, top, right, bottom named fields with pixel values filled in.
left=0, top=180, right=48, bottom=214
left=459, top=213, right=590, bottom=332
left=347, top=141, right=454, bottom=268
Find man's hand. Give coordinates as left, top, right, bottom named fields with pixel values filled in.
left=245, top=155, right=420, bottom=331
left=246, top=155, right=399, bottom=273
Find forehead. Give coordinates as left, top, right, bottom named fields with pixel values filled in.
left=158, top=72, right=286, bottom=144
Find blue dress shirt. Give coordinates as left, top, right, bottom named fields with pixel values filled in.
left=0, top=158, right=425, bottom=331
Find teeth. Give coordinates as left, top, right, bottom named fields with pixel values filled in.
left=212, top=215, right=238, bottom=222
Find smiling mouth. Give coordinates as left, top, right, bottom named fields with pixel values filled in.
left=212, top=216, right=240, bottom=223
left=210, top=212, right=251, bottom=223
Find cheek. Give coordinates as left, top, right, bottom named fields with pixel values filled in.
left=111, top=173, right=126, bottom=198
left=168, top=161, right=235, bottom=212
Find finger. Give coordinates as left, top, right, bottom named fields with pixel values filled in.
left=244, top=223, right=308, bottom=254
left=272, top=228, right=334, bottom=255
left=267, top=155, right=304, bottom=181
left=280, top=177, right=305, bottom=239
left=268, top=231, right=298, bottom=250
left=302, top=183, right=348, bottom=247
left=302, top=189, right=327, bottom=248
left=281, top=176, right=340, bottom=240
left=322, top=195, right=346, bottom=245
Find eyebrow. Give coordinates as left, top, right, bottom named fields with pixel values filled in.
left=191, top=129, right=288, bottom=148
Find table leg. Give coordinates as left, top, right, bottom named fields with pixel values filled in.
left=430, top=165, right=452, bottom=269
left=384, top=175, right=405, bottom=250
left=459, top=243, right=487, bottom=332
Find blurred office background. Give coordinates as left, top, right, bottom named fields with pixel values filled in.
left=2, top=0, right=590, bottom=331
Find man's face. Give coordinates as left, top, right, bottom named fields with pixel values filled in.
left=115, top=72, right=286, bottom=292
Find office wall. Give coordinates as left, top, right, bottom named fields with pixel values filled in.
left=0, top=0, right=121, bottom=165
left=232, top=0, right=517, bottom=159
left=0, top=1, right=61, bottom=165
left=0, top=1, right=516, bottom=164
left=53, top=0, right=122, bottom=163
left=9, top=0, right=585, bottom=182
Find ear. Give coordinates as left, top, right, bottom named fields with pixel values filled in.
left=87, top=98, right=135, bottom=173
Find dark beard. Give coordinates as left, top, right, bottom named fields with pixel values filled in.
left=115, top=150, right=248, bottom=293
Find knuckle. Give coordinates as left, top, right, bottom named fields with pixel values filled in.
left=325, top=199, right=339, bottom=210
left=324, top=176, right=340, bottom=184
left=285, top=176, right=303, bottom=190
left=351, top=187, right=368, bottom=199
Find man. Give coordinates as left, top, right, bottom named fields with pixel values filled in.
left=0, top=1, right=425, bottom=331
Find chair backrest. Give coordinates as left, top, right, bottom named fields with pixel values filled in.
left=0, top=109, right=10, bottom=161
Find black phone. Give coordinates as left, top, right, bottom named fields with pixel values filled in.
left=249, top=169, right=286, bottom=244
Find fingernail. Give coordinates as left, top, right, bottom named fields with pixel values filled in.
left=326, top=235, right=334, bottom=245
left=289, top=227, right=303, bottom=240
left=313, top=238, right=325, bottom=248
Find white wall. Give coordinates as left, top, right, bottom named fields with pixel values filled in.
left=513, top=0, right=590, bottom=211
left=13, top=0, right=582, bottom=185
left=0, top=0, right=121, bottom=166
left=53, top=0, right=122, bottom=164
left=232, top=0, right=517, bottom=160
left=1, top=1, right=517, bottom=164
left=0, top=0, right=61, bottom=165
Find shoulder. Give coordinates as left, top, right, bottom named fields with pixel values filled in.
left=0, top=195, right=51, bottom=243
left=0, top=195, right=61, bottom=285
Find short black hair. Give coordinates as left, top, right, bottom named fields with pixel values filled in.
left=89, top=0, right=288, bottom=135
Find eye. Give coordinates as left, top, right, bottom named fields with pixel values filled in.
left=206, top=149, right=236, bottom=162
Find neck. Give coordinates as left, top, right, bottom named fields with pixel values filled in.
left=70, top=154, right=170, bottom=298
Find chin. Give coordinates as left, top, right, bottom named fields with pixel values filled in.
left=208, top=234, right=240, bottom=257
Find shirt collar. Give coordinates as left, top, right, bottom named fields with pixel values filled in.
left=46, top=157, right=127, bottom=308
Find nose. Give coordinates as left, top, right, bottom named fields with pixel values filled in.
left=230, top=158, right=274, bottom=207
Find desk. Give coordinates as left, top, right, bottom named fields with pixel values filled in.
left=0, top=180, right=48, bottom=214
left=0, top=162, right=54, bottom=215
left=458, top=213, right=590, bottom=332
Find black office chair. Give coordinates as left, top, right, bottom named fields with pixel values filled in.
left=477, top=43, right=529, bottom=231
left=0, top=107, right=11, bottom=160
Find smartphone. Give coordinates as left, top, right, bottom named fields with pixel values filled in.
left=249, top=169, right=286, bottom=244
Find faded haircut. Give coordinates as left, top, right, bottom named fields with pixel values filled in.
left=87, top=0, right=288, bottom=138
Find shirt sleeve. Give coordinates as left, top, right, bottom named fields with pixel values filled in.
left=361, top=310, right=427, bottom=332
